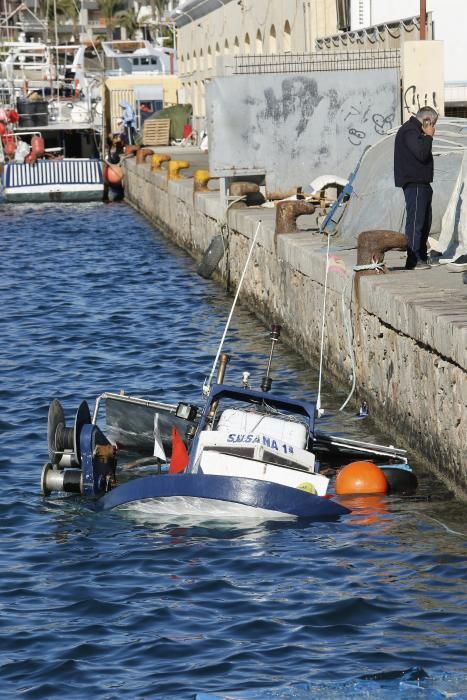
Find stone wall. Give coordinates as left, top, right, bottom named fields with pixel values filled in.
left=123, top=158, right=467, bottom=497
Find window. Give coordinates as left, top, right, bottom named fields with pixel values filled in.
left=269, top=25, right=277, bottom=53
left=234, top=36, right=240, bottom=54
left=256, top=30, right=263, bottom=53
left=284, top=20, right=291, bottom=52
left=224, top=39, right=229, bottom=54
left=244, top=33, right=251, bottom=54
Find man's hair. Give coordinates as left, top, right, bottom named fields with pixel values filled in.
left=416, top=106, right=438, bottom=123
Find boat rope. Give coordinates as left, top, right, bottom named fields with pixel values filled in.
left=316, top=230, right=332, bottom=417
left=339, top=273, right=357, bottom=412
left=422, top=515, right=467, bottom=538
left=338, top=260, right=386, bottom=412
left=219, top=196, right=248, bottom=275
left=353, top=260, right=386, bottom=273
left=203, top=219, right=262, bottom=396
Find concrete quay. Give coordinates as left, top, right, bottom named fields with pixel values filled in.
left=122, top=150, right=467, bottom=497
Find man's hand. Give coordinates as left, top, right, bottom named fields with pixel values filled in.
left=422, top=121, right=436, bottom=137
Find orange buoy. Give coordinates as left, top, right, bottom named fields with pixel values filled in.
left=7, top=109, right=20, bottom=124
left=335, top=461, right=388, bottom=495
left=31, top=135, right=45, bottom=156
left=3, top=136, right=16, bottom=157
left=104, top=164, right=124, bottom=185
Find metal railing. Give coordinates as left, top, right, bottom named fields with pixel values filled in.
left=234, top=49, right=400, bottom=75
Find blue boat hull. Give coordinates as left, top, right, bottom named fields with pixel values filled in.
left=93, top=474, right=350, bottom=520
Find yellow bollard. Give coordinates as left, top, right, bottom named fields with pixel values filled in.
left=168, top=159, right=190, bottom=180
left=151, top=153, right=171, bottom=171
left=194, top=169, right=214, bottom=192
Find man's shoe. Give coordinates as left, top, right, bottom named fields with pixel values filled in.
left=406, top=262, right=432, bottom=270
left=446, top=254, right=467, bottom=272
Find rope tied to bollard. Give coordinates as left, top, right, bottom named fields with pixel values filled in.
left=353, top=259, right=386, bottom=273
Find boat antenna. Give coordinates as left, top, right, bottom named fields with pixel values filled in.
left=261, top=324, right=281, bottom=392
left=316, top=229, right=332, bottom=418
left=203, top=219, right=262, bottom=396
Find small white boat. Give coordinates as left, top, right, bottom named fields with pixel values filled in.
left=2, top=157, right=104, bottom=202
left=1, top=113, right=104, bottom=202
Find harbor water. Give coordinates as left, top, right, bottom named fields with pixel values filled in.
left=1, top=201, right=466, bottom=699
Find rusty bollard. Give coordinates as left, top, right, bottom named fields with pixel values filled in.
left=356, top=230, right=408, bottom=275
left=194, top=169, right=217, bottom=193
left=275, top=201, right=316, bottom=235
left=229, top=182, right=261, bottom=208
left=136, top=148, right=154, bottom=164
left=168, top=160, right=190, bottom=180
left=123, top=145, right=139, bottom=158
left=151, top=153, right=171, bottom=171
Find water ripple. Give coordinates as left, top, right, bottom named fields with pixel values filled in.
left=0, top=201, right=465, bottom=699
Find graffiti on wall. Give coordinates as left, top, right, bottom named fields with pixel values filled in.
left=403, top=84, right=438, bottom=116
left=343, top=100, right=395, bottom=145
left=207, top=69, right=401, bottom=193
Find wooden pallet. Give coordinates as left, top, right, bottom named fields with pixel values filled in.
left=142, top=119, right=171, bottom=146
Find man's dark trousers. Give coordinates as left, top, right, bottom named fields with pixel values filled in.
left=403, top=183, right=432, bottom=268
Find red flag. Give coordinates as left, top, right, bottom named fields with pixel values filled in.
left=169, top=426, right=189, bottom=474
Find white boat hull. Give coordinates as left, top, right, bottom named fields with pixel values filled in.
left=2, top=159, right=104, bottom=203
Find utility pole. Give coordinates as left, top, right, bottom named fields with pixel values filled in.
left=420, top=0, right=426, bottom=40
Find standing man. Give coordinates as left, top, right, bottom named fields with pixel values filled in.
left=394, top=106, right=438, bottom=270
left=119, top=101, right=136, bottom=146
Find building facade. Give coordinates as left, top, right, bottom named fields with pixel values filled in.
left=173, top=0, right=338, bottom=132
left=174, top=0, right=467, bottom=130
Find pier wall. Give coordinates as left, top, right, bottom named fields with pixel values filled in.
left=123, top=158, right=467, bottom=496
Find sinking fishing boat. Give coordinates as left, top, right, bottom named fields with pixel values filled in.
left=40, top=221, right=416, bottom=518
left=40, top=323, right=416, bottom=521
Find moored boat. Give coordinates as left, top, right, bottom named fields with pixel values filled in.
left=2, top=156, right=104, bottom=202
left=1, top=113, right=104, bottom=202
left=40, top=326, right=417, bottom=521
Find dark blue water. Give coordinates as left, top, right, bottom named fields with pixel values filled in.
left=1, top=202, right=466, bottom=699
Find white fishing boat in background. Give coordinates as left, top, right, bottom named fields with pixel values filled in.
left=0, top=96, right=104, bottom=202
left=0, top=38, right=106, bottom=203
left=2, top=154, right=104, bottom=202
left=101, top=40, right=176, bottom=76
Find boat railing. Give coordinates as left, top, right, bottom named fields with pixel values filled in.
left=91, top=391, right=181, bottom=425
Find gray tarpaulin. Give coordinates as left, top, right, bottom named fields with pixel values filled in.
left=335, top=119, right=467, bottom=248
left=437, top=146, right=467, bottom=258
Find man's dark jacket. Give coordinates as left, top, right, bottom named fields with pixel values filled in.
left=394, top=116, right=434, bottom=188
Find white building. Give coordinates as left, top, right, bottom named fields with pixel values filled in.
left=344, top=0, right=467, bottom=116
left=172, top=0, right=338, bottom=131
left=173, top=0, right=467, bottom=130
